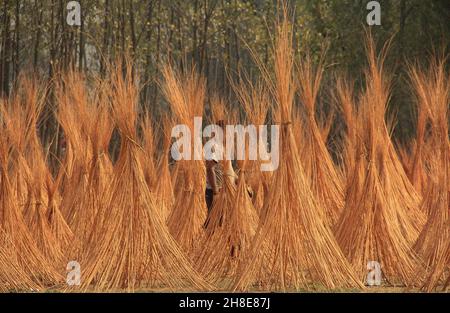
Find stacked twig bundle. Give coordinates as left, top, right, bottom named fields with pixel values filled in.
left=0, top=124, right=63, bottom=287
left=152, top=115, right=175, bottom=222
left=55, top=71, right=93, bottom=227
left=162, top=65, right=208, bottom=255
left=334, top=36, right=425, bottom=286
left=296, top=55, right=344, bottom=226
left=140, top=113, right=157, bottom=192
left=0, top=6, right=448, bottom=293
left=408, top=57, right=449, bottom=291
left=0, top=230, right=39, bottom=291
left=79, top=62, right=208, bottom=291
left=194, top=102, right=259, bottom=283
left=233, top=79, right=271, bottom=215
left=232, top=15, right=363, bottom=291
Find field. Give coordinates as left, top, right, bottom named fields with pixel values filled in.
left=0, top=5, right=449, bottom=293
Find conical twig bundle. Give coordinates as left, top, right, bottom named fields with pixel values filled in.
left=3, top=83, right=74, bottom=269
left=296, top=56, right=344, bottom=226
left=55, top=71, right=93, bottom=226
left=408, top=57, right=449, bottom=291
left=65, top=81, right=113, bottom=250
left=335, top=35, right=425, bottom=286
left=153, top=115, right=176, bottom=222
left=80, top=62, right=209, bottom=291
left=195, top=142, right=259, bottom=285
left=0, top=135, right=63, bottom=286
left=162, top=64, right=208, bottom=254
left=232, top=15, right=363, bottom=291
left=233, top=79, right=270, bottom=215
left=0, top=229, right=39, bottom=291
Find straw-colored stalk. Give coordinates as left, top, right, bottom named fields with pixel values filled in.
left=1, top=81, right=71, bottom=274
left=195, top=159, right=236, bottom=277
left=161, top=64, right=207, bottom=254
left=67, top=83, right=113, bottom=249
left=22, top=79, right=76, bottom=265
left=45, top=174, right=76, bottom=263
left=232, top=14, right=363, bottom=291
left=233, top=79, right=270, bottom=215
left=296, top=55, right=344, bottom=226
left=335, top=35, right=425, bottom=286
left=408, top=57, right=449, bottom=291
left=153, top=115, right=176, bottom=222
left=81, top=62, right=209, bottom=291
left=0, top=133, right=63, bottom=286
left=26, top=164, right=67, bottom=265
left=0, top=229, right=39, bottom=291
left=405, top=62, right=436, bottom=197
left=1, top=87, right=39, bottom=212
left=319, top=107, right=336, bottom=144
left=424, top=244, right=450, bottom=291
left=196, top=156, right=259, bottom=285
left=209, top=95, right=228, bottom=124
left=334, top=77, right=357, bottom=182
left=55, top=71, right=93, bottom=223
left=397, top=143, right=413, bottom=178
left=141, top=113, right=157, bottom=190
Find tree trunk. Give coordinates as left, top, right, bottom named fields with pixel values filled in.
left=233, top=0, right=240, bottom=84
left=153, top=0, right=162, bottom=105
left=120, top=0, right=126, bottom=66
left=100, top=0, right=111, bottom=75
left=79, top=0, right=85, bottom=71
left=192, top=0, right=199, bottom=64
left=399, top=0, right=406, bottom=59
left=129, top=0, right=137, bottom=59
left=143, top=0, right=155, bottom=105
left=0, top=0, right=11, bottom=96
left=13, top=0, right=19, bottom=84
left=33, top=0, right=43, bottom=71
left=177, top=4, right=184, bottom=71
left=200, top=0, right=217, bottom=78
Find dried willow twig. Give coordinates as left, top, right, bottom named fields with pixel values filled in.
left=80, top=61, right=209, bottom=291
left=232, top=11, right=363, bottom=291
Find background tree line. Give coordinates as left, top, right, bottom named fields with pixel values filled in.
left=0, top=0, right=448, bottom=148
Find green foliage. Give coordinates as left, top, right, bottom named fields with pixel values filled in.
left=0, top=0, right=448, bottom=138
